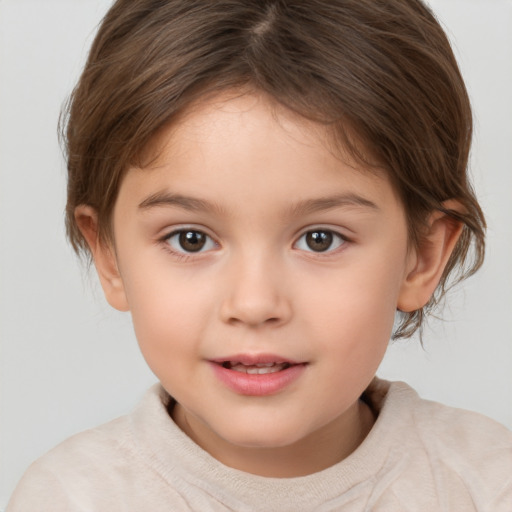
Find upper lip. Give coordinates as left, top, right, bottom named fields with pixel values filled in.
left=209, top=353, right=303, bottom=365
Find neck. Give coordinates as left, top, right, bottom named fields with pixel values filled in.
left=171, top=399, right=375, bottom=478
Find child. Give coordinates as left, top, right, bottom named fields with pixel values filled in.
left=7, top=0, right=512, bottom=510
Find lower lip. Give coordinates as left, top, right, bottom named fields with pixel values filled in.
left=209, top=363, right=306, bottom=396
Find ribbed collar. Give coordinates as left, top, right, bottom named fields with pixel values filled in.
left=129, top=378, right=416, bottom=511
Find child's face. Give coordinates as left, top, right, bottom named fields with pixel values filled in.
left=105, top=92, right=417, bottom=470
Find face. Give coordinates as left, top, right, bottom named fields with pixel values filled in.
left=107, top=92, right=416, bottom=473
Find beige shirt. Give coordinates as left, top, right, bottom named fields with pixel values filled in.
left=7, top=379, right=512, bottom=511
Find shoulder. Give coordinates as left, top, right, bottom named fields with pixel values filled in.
left=372, top=378, right=512, bottom=450
left=399, top=381, right=512, bottom=461
left=7, top=386, right=167, bottom=512
left=7, top=415, right=134, bottom=511
left=372, top=378, right=512, bottom=509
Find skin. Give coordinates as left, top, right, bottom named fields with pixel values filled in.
left=77, top=92, right=462, bottom=477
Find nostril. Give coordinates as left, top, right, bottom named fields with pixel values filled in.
left=236, top=316, right=282, bottom=327
left=219, top=284, right=292, bottom=327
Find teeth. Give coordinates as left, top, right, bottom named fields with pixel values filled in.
left=227, top=361, right=276, bottom=368
left=228, top=362, right=289, bottom=374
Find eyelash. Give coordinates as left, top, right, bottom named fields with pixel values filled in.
left=159, top=227, right=350, bottom=260
left=294, top=229, right=348, bottom=255
left=161, top=228, right=218, bottom=260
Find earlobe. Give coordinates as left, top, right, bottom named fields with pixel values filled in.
left=74, top=205, right=130, bottom=312
left=398, top=200, right=464, bottom=312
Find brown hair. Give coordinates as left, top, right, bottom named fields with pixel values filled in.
left=62, top=0, right=486, bottom=338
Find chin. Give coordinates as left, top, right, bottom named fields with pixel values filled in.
left=217, top=420, right=307, bottom=450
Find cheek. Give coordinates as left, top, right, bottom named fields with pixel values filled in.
left=308, top=257, right=402, bottom=330
left=121, top=263, right=217, bottom=369
left=303, top=249, right=406, bottom=364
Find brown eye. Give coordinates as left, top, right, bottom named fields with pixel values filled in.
left=305, top=231, right=333, bottom=252
left=295, top=229, right=346, bottom=253
left=166, top=229, right=215, bottom=254
left=179, top=231, right=206, bottom=252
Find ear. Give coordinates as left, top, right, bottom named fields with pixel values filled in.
left=398, top=200, right=464, bottom=312
left=75, top=205, right=130, bottom=312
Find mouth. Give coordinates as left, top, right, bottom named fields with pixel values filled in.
left=221, top=361, right=292, bottom=375
left=209, top=354, right=306, bottom=396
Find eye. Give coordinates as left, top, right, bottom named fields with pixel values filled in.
left=165, top=229, right=217, bottom=254
left=295, top=229, right=346, bottom=253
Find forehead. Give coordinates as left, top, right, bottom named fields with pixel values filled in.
left=120, top=91, right=401, bottom=217
left=146, top=91, right=337, bottom=167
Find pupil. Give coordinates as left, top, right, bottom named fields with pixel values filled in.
left=306, top=231, right=332, bottom=252
left=179, top=231, right=206, bottom=252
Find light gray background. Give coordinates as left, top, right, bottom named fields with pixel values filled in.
left=1, top=0, right=511, bottom=507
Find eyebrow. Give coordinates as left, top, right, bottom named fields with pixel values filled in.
left=138, top=192, right=224, bottom=214
left=289, top=194, right=380, bottom=216
left=138, top=191, right=379, bottom=216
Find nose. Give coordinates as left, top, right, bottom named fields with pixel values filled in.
left=219, top=252, right=292, bottom=328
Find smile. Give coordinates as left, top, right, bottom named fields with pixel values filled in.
left=222, top=361, right=291, bottom=374
left=210, top=355, right=306, bottom=396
